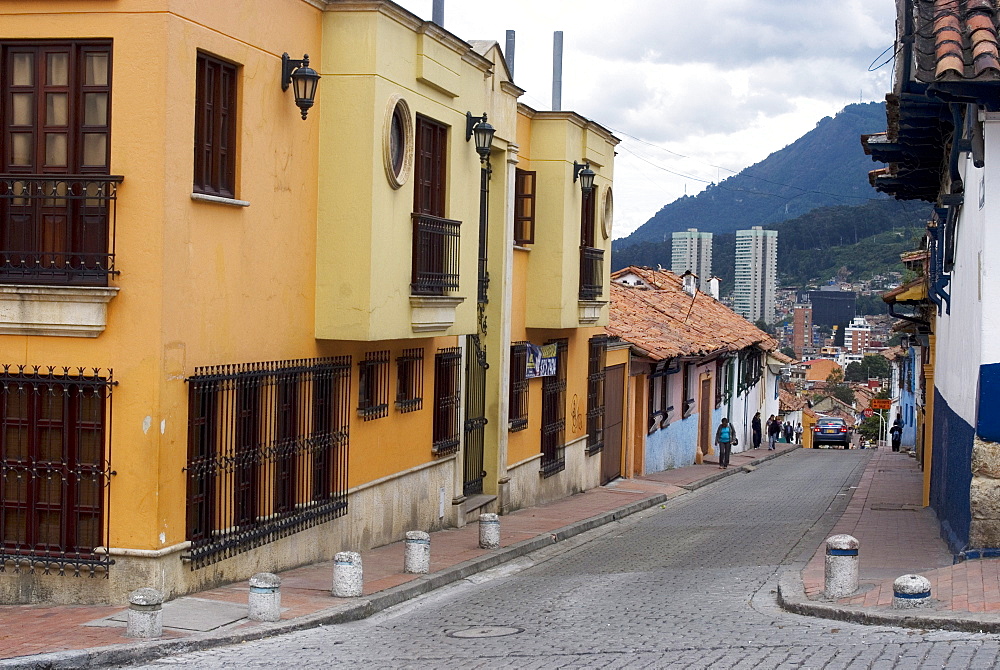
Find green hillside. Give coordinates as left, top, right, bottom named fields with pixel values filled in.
left=612, top=198, right=929, bottom=295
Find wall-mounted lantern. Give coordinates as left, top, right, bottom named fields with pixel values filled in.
left=573, top=161, right=595, bottom=193
left=281, top=53, right=321, bottom=120
left=466, top=112, right=496, bottom=162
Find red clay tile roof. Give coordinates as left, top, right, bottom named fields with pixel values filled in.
left=779, top=389, right=808, bottom=412
left=915, top=0, right=1000, bottom=83
left=606, top=266, right=777, bottom=360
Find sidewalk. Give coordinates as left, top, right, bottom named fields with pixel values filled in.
left=779, top=448, right=1000, bottom=632
left=0, top=444, right=797, bottom=669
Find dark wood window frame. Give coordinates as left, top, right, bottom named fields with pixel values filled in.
left=540, top=339, right=568, bottom=478
left=514, top=169, right=536, bottom=245
left=193, top=51, right=238, bottom=199
left=509, top=341, right=529, bottom=432
left=395, top=348, right=424, bottom=413
left=0, top=366, right=113, bottom=575
left=586, top=335, right=607, bottom=455
left=358, top=350, right=390, bottom=420
left=432, top=347, right=462, bottom=456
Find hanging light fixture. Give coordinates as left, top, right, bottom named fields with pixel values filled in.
left=281, top=53, right=321, bottom=120
left=573, top=161, right=596, bottom=193
left=466, top=112, right=496, bottom=162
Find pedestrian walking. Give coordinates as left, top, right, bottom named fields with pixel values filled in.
left=751, top=412, right=762, bottom=450
left=767, top=415, right=781, bottom=450
left=783, top=421, right=793, bottom=444
left=715, top=417, right=735, bottom=469
left=890, top=417, right=903, bottom=452
left=795, top=422, right=803, bottom=445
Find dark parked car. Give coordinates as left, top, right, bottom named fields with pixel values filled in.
left=813, top=417, right=852, bottom=448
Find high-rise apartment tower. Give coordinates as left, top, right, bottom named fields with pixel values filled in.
left=733, top=226, right=778, bottom=324
left=671, top=228, right=713, bottom=292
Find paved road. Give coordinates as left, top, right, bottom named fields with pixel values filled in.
left=126, top=451, right=1000, bottom=669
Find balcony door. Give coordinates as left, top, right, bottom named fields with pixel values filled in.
left=1, top=41, right=113, bottom=284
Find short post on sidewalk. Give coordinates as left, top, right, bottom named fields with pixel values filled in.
left=479, top=513, right=500, bottom=549
left=892, top=574, right=932, bottom=609
left=125, top=587, right=163, bottom=639
left=248, top=572, right=282, bottom=622
left=824, top=534, right=859, bottom=599
left=332, top=551, right=363, bottom=597
left=404, top=530, right=431, bottom=574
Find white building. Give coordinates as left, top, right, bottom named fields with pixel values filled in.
left=844, top=316, right=873, bottom=354
left=671, top=228, right=713, bottom=292
left=733, top=226, right=778, bottom=324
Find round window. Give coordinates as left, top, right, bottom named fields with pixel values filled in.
left=601, top=187, right=614, bottom=240
left=383, top=95, right=413, bottom=189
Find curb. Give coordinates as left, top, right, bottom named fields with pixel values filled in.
left=684, top=446, right=798, bottom=491
left=776, top=570, right=1000, bottom=634
left=1, top=449, right=799, bottom=670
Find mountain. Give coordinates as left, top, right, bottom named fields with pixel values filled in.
left=616, top=102, right=890, bottom=246
left=612, top=198, right=929, bottom=295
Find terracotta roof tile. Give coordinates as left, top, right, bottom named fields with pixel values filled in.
left=916, top=0, right=1000, bottom=83
left=605, top=266, right=776, bottom=361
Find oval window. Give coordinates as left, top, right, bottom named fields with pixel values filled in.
left=383, top=95, right=412, bottom=189
left=601, top=187, right=614, bottom=240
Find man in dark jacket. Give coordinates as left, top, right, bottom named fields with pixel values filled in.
left=751, top=412, right=762, bottom=450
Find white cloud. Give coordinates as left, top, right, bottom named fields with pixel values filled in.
left=391, top=0, right=898, bottom=237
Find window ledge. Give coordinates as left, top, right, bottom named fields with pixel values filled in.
left=0, top=284, right=120, bottom=337
left=578, top=299, right=608, bottom=325
left=191, top=192, right=250, bottom=207
left=410, top=295, right=465, bottom=333
left=513, top=245, right=532, bottom=252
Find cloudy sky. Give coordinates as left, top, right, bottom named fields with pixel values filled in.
left=393, top=0, right=897, bottom=239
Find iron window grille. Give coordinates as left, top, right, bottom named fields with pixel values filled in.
left=411, top=214, right=461, bottom=296
left=540, top=339, right=568, bottom=478
left=715, top=356, right=733, bottom=407
left=183, top=357, right=351, bottom=570
left=737, top=348, right=762, bottom=397
left=508, top=342, right=529, bottom=432
left=586, top=336, right=608, bottom=455
left=395, top=348, right=424, bottom=413
left=1, top=41, right=119, bottom=287
left=514, top=169, right=536, bottom=245
left=358, top=351, right=390, bottom=420
left=432, top=348, right=462, bottom=456
left=579, top=246, right=604, bottom=301
left=0, top=365, right=115, bottom=577
left=648, top=360, right=675, bottom=432
left=193, top=52, right=238, bottom=199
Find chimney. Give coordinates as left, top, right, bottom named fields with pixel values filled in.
left=552, top=31, right=563, bottom=111
left=681, top=270, right=698, bottom=297
left=708, top=277, right=720, bottom=300
left=505, top=30, right=516, bottom=79
left=432, top=0, right=444, bottom=27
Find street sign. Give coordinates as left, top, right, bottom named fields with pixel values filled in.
left=863, top=408, right=873, bottom=418
left=871, top=398, right=891, bottom=410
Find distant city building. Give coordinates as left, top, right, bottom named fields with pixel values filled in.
left=733, top=226, right=778, bottom=324
left=671, top=228, right=713, bottom=292
left=809, top=287, right=857, bottom=327
left=844, top=316, right=873, bottom=354
left=792, top=304, right=813, bottom=359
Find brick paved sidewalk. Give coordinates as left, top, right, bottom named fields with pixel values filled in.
left=0, top=444, right=796, bottom=663
left=797, top=449, right=1000, bottom=616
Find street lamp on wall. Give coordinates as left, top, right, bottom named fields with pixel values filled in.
left=281, top=53, right=321, bottom=120
left=573, top=161, right=596, bottom=193
left=466, top=112, right=496, bottom=162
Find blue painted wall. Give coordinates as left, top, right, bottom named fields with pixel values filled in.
left=644, top=412, right=699, bottom=473
left=978, top=363, right=1000, bottom=442
left=931, top=388, right=973, bottom=553
left=900, top=388, right=916, bottom=447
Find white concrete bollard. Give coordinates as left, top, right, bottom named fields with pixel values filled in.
left=248, top=572, right=282, bottom=622
left=125, top=587, right=163, bottom=639
left=404, top=531, right=431, bottom=574
left=479, top=513, right=500, bottom=549
left=332, top=551, right=363, bottom=597
left=892, top=574, right=932, bottom=609
left=824, top=534, right=860, bottom=599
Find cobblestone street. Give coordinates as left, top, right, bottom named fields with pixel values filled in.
left=125, top=451, right=1000, bottom=669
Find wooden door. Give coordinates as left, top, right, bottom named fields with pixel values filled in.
left=601, top=364, right=625, bottom=484
left=699, top=378, right=712, bottom=455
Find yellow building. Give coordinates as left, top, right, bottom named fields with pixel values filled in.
left=0, top=0, right=618, bottom=604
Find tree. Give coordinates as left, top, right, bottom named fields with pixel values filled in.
left=845, top=354, right=891, bottom=382
left=825, top=368, right=856, bottom=406
left=780, top=346, right=796, bottom=360
left=845, top=361, right=864, bottom=382
left=754, top=319, right=774, bottom=335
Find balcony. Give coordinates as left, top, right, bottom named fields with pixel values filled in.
left=0, top=175, right=122, bottom=337
left=411, top=213, right=461, bottom=296
left=579, top=245, right=604, bottom=301
left=0, top=175, right=122, bottom=286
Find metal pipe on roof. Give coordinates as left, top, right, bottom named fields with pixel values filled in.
left=432, top=0, right=444, bottom=27
left=552, top=31, right=563, bottom=111
left=505, top=30, right=516, bottom=80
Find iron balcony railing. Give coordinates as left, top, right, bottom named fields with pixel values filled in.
left=579, top=245, right=604, bottom=301
left=0, top=175, right=123, bottom=286
left=411, top=213, right=461, bottom=296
